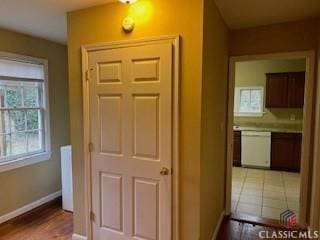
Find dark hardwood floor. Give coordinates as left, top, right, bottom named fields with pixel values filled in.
left=2, top=198, right=312, bottom=240
left=217, top=217, right=309, bottom=240
left=0, top=198, right=73, bottom=240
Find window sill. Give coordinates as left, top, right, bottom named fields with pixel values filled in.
left=0, top=152, right=52, bottom=173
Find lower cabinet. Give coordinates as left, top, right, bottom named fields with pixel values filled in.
left=271, top=132, right=302, bottom=172
left=233, top=130, right=301, bottom=172
left=233, top=131, right=241, bottom=167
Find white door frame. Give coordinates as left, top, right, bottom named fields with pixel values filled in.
left=81, top=35, right=180, bottom=240
left=225, top=51, right=316, bottom=228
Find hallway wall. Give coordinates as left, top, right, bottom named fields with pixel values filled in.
left=200, top=0, right=229, bottom=239
left=68, top=1, right=204, bottom=238
left=0, top=28, right=70, bottom=217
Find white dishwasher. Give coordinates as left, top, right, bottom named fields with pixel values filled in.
left=241, top=131, right=271, bottom=168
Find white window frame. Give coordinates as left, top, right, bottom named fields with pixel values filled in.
left=0, top=52, right=51, bottom=173
left=234, top=86, right=265, bottom=117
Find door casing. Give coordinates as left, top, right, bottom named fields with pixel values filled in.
left=81, top=35, right=180, bottom=240
left=225, top=51, right=316, bottom=228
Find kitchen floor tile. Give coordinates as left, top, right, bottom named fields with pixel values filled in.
left=237, top=203, right=262, bottom=216
left=233, top=173, right=247, bottom=178
left=232, top=194, right=240, bottom=202
left=285, top=187, right=300, bottom=193
left=232, top=201, right=238, bottom=212
left=263, top=190, right=286, bottom=200
left=262, top=207, right=287, bottom=220
left=247, top=171, right=265, bottom=178
left=243, top=182, right=263, bottom=190
left=232, top=186, right=242, bottom=195
left=233, top=176, right=245, bottom=181
left=284, top=181, right=300, bottom=188
left=283, top=172, right=300, bottom=178
left=231, top=167, right=301, bottom=222
left=264, top=170, right=282, bottom=179
left=287, top=196, right=300, bottom=203
left=263, top=198, right=287, bottom=209
left=283, top=176, right=300, bottom=182
left=233, top=167, right=248, bottom=177
left=247, top=168, right=264, bottom=173
left=264, top=176, right=283, bottom=182
left=263, top=184, right=285, bottom=193
left=239, top=195, right=262, bottom=205
left=232, top=177, right=243, bottom=182
left=283, top=180, right=300, bottom=186
left=241, top=188, right=263, bottom=197
left=245, top=177, right=264, bottom=184
left=287, top=201, right=300, bottom=212
left=285, top=190, right=300, bottom=198
left=264, top=178, right=284, bottom=187
left=232, top=182, right=244, bottom=188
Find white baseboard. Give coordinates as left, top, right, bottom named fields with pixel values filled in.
left=0, top=190, right=62, bottom=224
left=72, top=233, right=88, bottom=240
left=212, top=210, right=225, bottom=240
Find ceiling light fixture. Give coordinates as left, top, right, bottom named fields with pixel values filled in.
left=119, top=0, right=137, bottom=4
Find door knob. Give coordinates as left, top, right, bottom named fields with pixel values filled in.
left=160, top=167, right=170, bottom=176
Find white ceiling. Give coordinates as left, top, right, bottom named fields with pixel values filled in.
left=0, top=0, right=319, bottom=44
left=214, top=0, right=320, bottom=29
left=0, top=0, right=115, bottom=44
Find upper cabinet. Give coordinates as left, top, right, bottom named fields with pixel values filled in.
left=265, top=72, right=305, bottom=108
left=288, top=72, right=305, bottom=108
left=265, top=73, right=289, bottom=108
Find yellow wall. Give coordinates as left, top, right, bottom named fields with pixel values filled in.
left=0, top=28, right=69, bottom=215
left=67, top=1, right=204, bottom=238
left=234, top=59, right=306, bottom=129
left=200, top=0, right=229, bottom=239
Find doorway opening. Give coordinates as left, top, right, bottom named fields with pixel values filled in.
left=225, top=52, right=315, bottom=228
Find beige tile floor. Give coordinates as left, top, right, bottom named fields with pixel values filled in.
left=232, top=167, right=300, bottom=221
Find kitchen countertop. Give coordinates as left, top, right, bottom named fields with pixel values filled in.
left=233, top=126, right=302, bottom=133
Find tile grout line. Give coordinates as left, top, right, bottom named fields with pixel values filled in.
left=241, top=169, right=264, bottom=216
left=236, top=168, right=247, bottom=212
left=232, top=167, right=243, bottom=213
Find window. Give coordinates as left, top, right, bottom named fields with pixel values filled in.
left=0, top=53, right=50, bottom=171
left=234, top=87, right=264, bottom=117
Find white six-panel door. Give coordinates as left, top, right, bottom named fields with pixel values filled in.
left=88, top=43, right=173, bottom=240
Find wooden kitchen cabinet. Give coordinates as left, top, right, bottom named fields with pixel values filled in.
left=288, top=72, right=305, bottom=108
left=266, top=72, right=305, bottom=108
left=233, top=131, right=241, bottom=167
left=271, top=132, right=302, bottom=172
left=266, top=73, right=289, bottom=108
